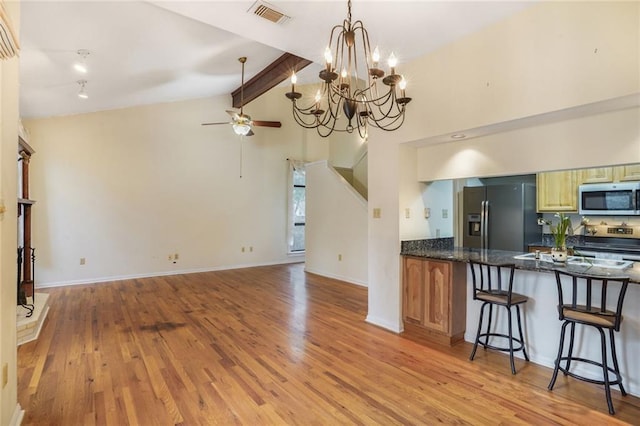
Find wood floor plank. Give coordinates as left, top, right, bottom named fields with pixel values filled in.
left=18, top=263, right=640, bottom=424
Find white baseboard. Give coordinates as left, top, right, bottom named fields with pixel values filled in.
left=36, top=258, right=306, bottom=289
left=10, top=403, right=24, bottom=426
left=303, top=267, right=368, bottom=287
left=365, top=315, right=403, bottom=333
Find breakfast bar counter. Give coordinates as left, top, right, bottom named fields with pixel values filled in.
left=400, top=246, right=640, bottom=284
left=400, top=245, right=640, bottom=399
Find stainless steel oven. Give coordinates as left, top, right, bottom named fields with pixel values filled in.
left=578, top=182, right=640, bottom=216
left=573, top=223, right=640, bottom=261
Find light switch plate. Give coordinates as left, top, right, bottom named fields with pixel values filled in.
left=373, top=208, right=381, bottom=219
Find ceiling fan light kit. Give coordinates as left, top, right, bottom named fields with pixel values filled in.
left=285, top=0, right=411, bottom=138
left=233, top=122, right=252, bottom=136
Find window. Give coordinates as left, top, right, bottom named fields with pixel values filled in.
left=288, top=160, right=306, bottom=253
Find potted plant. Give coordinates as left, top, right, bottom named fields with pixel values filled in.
left=546, top=213, right=571, bottom=262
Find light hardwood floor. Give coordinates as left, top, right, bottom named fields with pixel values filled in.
left=18, top=263, right=640, bottom=425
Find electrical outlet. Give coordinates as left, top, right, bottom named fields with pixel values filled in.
left=241, top=247, right=245, bottom=253
left=442, top=209, right=448, bottom=219
left=424, top=208, right=431, bottom=219
left=249, top=246, right=253, bottom=252
left=405, top=208, right=410, bottom=219
left=174, top=253, right=179, bottom=260
left=80, top=258, right=86, bottom=265
left=2, top=363, right=7, bottom=388
left=338, top=254, right=342, bottom=261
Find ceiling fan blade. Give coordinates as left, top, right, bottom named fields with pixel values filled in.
left=252, top=120, right=282, bottom=128
left=201, top=121, right=231, bottom=126
left=226, top=110, right=240, bottom=120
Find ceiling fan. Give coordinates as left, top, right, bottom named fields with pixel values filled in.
left=202, top=57, right=282, bottom=136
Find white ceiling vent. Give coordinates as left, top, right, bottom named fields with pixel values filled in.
left=248, top=1, right=290, bottom=25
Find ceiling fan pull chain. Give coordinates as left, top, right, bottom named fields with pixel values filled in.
left=239, top=138, right=243, bottom=178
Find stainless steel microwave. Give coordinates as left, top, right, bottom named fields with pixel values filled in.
left=578, top=182, right=640, bottom=215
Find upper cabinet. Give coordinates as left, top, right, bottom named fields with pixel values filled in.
left=537, top=163, right=640, bottom=213
left=579, top=167, right=614, bottom=184
left=537, top=170, right=578, bottom=212
left=613, top=164, right=640, bottom=182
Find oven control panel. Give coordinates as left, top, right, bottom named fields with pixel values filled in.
left=585, top=224, right=639, bottom=240
left=607, top=227, right=634, bottom=236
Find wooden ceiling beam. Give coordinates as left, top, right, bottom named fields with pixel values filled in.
left=232, top=52, right=312, bottom=108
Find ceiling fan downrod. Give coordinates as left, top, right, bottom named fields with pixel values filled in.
left=238, top=57, right=246, bottom=116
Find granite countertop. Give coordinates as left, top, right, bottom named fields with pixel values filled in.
left=400, top=246, right=640, bottom=284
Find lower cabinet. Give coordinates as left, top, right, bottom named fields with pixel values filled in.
left=402, top=256, right=467, bottom=346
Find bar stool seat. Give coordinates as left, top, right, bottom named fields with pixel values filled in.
left=469, top=260, right=529, bottom=375
left=548, top=269, right=630, bottom=415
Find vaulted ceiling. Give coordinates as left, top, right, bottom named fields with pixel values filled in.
left=19, top=1, right=535, bottom=119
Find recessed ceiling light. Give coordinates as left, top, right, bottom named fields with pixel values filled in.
left=451, top=133, right=466, bottom=139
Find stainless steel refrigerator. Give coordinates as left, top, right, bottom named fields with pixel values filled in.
left=463, top=183, right=540, bottom=252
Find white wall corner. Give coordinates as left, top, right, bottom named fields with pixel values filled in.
left=305, top=160, right=368, bottom=287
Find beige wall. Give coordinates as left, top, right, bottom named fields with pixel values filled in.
left=305, top=161, right=367, bottom=285
left=25, top=86, right=326, bottom=287
left=395, top=1, right=640, bottom=144
left=417, top=107, right=640, bottom=181
left=1, top=1, right=20, bottom=423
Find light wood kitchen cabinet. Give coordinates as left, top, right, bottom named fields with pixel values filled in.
left=403, top=257, right=423, bottom=323
left=536, top=170, right=578, bottom=212
left=402, top=256, right=466, bottom=346
left=614, top=164, right=640, bottom=182
left=423, top=261, right=450, bottom=333
left=579, top=167, right=614, bottom=184
left=537, top=164, right=640, bottom=213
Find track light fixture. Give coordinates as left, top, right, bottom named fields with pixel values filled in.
left=285, top=0, right=411, bottom=138
left=77, top=80, right=88, bottom=99
left=74, top=49, right=90, bottom=74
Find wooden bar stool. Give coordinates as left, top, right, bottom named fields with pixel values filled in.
left=548, top=270, right=630, bottom=415
left=469, top=260, right=529, bottom=374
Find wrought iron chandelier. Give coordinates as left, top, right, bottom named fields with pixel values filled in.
left=285, top=0, right=411, bottom=138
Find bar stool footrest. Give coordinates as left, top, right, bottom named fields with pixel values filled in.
left=557, top=356, right=624, bottom=387
left=477, top=332, right=526, bottom=353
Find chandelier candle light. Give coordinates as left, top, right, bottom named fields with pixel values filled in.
left=285, top=0, right=411, bottom=138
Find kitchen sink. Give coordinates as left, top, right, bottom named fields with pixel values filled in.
left=513, top=252, right=634, bottom=270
